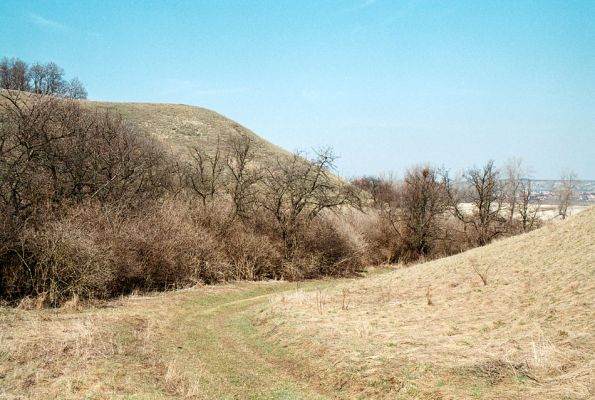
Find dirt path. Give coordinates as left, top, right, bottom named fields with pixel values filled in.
left=154, top=283, right=329, bottom=399
left=1, top=278, right=363, bottom=399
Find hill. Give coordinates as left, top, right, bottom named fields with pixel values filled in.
left=258, top=206, right=595, bottom=399
left=86, top=100, right=293, bottom=162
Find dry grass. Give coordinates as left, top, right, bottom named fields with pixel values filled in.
left=0, top=281, right=336, bottom=399
left=0, top=291, right=180, bottom=399
left=259, top=207, right=595, bottom=399
left=85, top=100, right=292, bottom=164
left=2, top=205, right=592, bottom=399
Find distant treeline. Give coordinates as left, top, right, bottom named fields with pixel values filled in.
left=0, top=57, right=87, bottom=99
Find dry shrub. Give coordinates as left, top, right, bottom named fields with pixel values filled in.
left=356, top=210, right=397, bottom=265
left=0, top=93, right=369, bottom=305
left=222, top=224, right=282, bottom=280
left=1, top=197, right=288, bottom=305
left=355, top=211, right=472, bottom=266
left=293, top=216, right=364, bottom=279
left=113, top=201, right=218, bottom=289
left=21, top=219, right=115, bottom=303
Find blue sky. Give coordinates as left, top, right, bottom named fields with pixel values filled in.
left=1, top=0, right=594, bottom=179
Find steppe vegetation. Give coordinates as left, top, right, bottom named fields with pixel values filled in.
left=1, top=59, right=592, bottom=400
left=0, top=87, right=365, bottom=306
left=0, top=67, right=582, bottom=306
left=1, top=202, right=592, bottom=399
left=260, top=207, right=595, bottom=399
left=1, top=57, right=87, bottom=99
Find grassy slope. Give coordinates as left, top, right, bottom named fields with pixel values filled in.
left=1, top=90, right=293, bottom=162
left=85, top=100, right=293, bottom=162
left=260, top=207, right=595, bottom=399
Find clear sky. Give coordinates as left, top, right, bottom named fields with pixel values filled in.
left=1, top=0, right=594, bottom=179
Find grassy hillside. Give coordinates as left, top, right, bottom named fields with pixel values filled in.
left=86, top=100, right=292, bottom=161
left=259, top=206, right=595, bottom=399
left=1, top=91, right=295, bottom=163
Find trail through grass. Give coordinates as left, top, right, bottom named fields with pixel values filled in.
left=1, top=276, right=378, bottom=399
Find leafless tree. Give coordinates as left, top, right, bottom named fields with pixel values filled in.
left=449, top=160, right=505, bottom=246
left=260, top=148, right=360, bottom=258
left=518, top=178, right=540, bottom=232
left=185, top=138, right=225, bottom=207
left=351, top=175, right=398, bottom=208
left=63, top=78, right=88, bottom=99
left=0, top=59, right=9, bottom=89
left=399, top=166, right=450, bottom=258
left=503, top=158, right=543, bottom=232
left=0, top=90, right=66, bottom=216
left=5, top=59, right=88, bottom=99
left=379, top=166, right=449, bottom=261
left=28, top=62, right=47, bottom=94
left=0, top=90, right=166, bottom=219
left=225, top=132, right=262, bottom=219
left=41, top=62, right=65, bottom=95
left=0, top=57, right=30, bottom=91
left=503, top=158, right=524, bottom=224
left=558, top=170, right=577, bottom=219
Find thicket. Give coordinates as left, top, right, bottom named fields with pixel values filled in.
left=0, top=90, right=364, bottom=305
left=0, top=86, right=544, bottom=305
left=352, top=161, right=543, bottom=264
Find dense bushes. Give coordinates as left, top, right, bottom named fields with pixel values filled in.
left=1, top=197, right=368, bottom=305
left=0, top=88, right=544, bottom=306
left=352, top=162, right=543, bottom=264
left=0, top=90, right=367, bottom=305
left=1, top=200, right=277, bottom=303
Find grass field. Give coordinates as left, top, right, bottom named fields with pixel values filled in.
left=1, top=209, right=593, bottom=399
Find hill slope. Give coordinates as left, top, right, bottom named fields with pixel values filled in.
left=86, top=100, right=292, bottom=161
left=1, top=90, right=292, bottom=161
left=259, top=207, right=595, bottom=399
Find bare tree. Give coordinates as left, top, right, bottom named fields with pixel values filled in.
left=29, top=62, right=47, bottom=94
left=379, top=166, right=449, bottom=261
left=558, top=170, right=577, bottom=219
left=0, top=57, right=30, bottom=91
left=21, top=60, right=87, bottom=98
left=351, top=175, right=398, bottom=208
left=185, top=138, right=225, bottom=207
left=449, top=160, right=505, bottom=246
left=42, top=62, right=65, bottom=95
left=0, top=90, right=67, bottom=216
left=261, top=148, right=359, bottom=258
left=399, top=166, right=450, bottom=258
left=518, top=178, right=540, bottom=232
left=0, top=89, right=167, bottom=218
left=0, top=58, right=9, bottom=89
left=503, top=158, right=524, bottom=224
left=64, top=78, right=88, bottom=99
left=503, top=158, right=542, bottom=232
left=225, top=132, right=262, bottom=219
left=2, top=58, right=87, bottom=98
